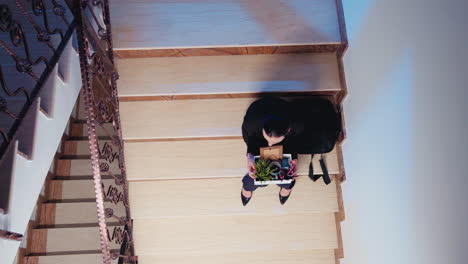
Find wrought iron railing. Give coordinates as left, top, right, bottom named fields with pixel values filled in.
left=75, top=1, right=137, bottom=263
left=0, top=0, right=75, bottom=216
left=1, top=1, right=136, bottom=263
left=0, top=0, right=74, bottom=158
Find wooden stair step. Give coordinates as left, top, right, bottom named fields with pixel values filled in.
left=110, top=0, right=341, bottom=50
left=129, top=176, right=339, bottom=218
left=69, top=122, right=115, bottom=137
left=56, top=159, right=121, bottom=177
left=38, top=202, right=126, bottom=226
left=133, top=212, right=337, bottom=255
left=117, top=53, right=341, bottom=99
left=76, top=93, right=87, bottom=120
left=48, top=179, right=115, bottom=200
left=120, top=98, right=254, bottom=139
left=29, top=226, right=120, bottom=254
left=125, top=139, right=339, bottom=180
left=120, top=96, right=342, bottom=140
left=137, top=249, right=336, bottom=264
left=62, top=140, right=112, bottom=156
left=31, top=254, right=118, bottom=264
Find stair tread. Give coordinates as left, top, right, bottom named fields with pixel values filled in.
left=120, top=98, right=254, bottom=139
left=125, top=139, right=339, bottom=180
left=51, top=179, right=115, bottom=200
left=57, top=159, right=121, bottom=177
left=62, top=139, right=112, bottom=156
left=129, top=176, right=339, bottom=218
left=33, top=250, right=334, bottom=264
left=33, top=254, right=118, bottom=264
left=137, top=249, right=336, bottom=264
left=40, top=202, right=126, bottom=226
left=69, top=121, right=115, bottom=136
left=120, top=96, right=341, bottom=140
left=30, top=226, right=121, bottom=253
left=133, top=212, right=338, bottom=255
left=110, top=0, right=341, bottom=50
left=117, top=53, right=341, bottom=98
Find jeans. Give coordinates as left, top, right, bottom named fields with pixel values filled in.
left=242, top=174, right=295, bottom=192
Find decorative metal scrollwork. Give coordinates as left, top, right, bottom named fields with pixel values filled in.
left=0, top=0, right=73, bottom=153
left=74, top=0, right=137, bottom=262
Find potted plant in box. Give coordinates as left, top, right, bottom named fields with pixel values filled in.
left=253, top=154, right=294, bottom=185
left=254, top=159, right=275, bottom=182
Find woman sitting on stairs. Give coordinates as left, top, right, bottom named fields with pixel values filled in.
left=241, top=96, right=301, bottom=206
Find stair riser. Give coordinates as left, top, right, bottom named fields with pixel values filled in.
left=56, top=159, right=121, bottom=177
left=69, top=123, right=115, bottom=138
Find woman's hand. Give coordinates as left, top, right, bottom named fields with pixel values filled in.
left=247, top=153, right=256, bottom=179
left=289, top=159, right=298, bottom=178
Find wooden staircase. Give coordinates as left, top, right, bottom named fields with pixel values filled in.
left=113, top=0, right=347, bottom=263
left=21, top=118, right=120, bottom=264
left=23, top=0, right=348, bottom=263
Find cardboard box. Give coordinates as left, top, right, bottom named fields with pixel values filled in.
left=254, top=154, right=294, bottom=185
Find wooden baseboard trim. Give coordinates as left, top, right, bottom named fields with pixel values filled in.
left=335, top=0, right=349, bottom=48
left=336, top=144, right=346, bottom=182
left=119, top=91, right=338, bottom=102
left=335, top=248, right=344, bottom=264
left=45, top=179, right=65, bottom=201
left=69, top=122, right=85, bottom=138
left=115, top=44, right=342, bottom=58
left=335, top=181, right=345, bottom=222
left=334, top=174, right=346, bottom=264
left=55, top=160, right=72, bottom=178
left=27, top=225, right=48, bottom=255
left=334, top=212, right=345, bottom=264
left=37, top=203, right=57, bottom=227
left=23, top=256, right=38, bottom=264
left=336, top=54, right=348, bottom=110
left=16, top=247, right=27, bottom=264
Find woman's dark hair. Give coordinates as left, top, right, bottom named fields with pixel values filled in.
left=263, top=115, right=290, bottom=137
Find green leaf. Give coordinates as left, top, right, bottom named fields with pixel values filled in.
left=254, top=159, right=274, bottom=181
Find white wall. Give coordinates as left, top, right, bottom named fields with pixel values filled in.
left=0, top=37, right=82, bottom=264
left=341, top=0, right=468, bottom=264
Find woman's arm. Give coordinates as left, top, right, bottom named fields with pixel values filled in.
left=247, top=153, right=256, bottom=178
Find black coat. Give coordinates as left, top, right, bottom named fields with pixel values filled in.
left=241, top=97, right=301, bottom=159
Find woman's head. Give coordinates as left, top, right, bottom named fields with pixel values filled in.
left=262, top=115, right=291, bottom=146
